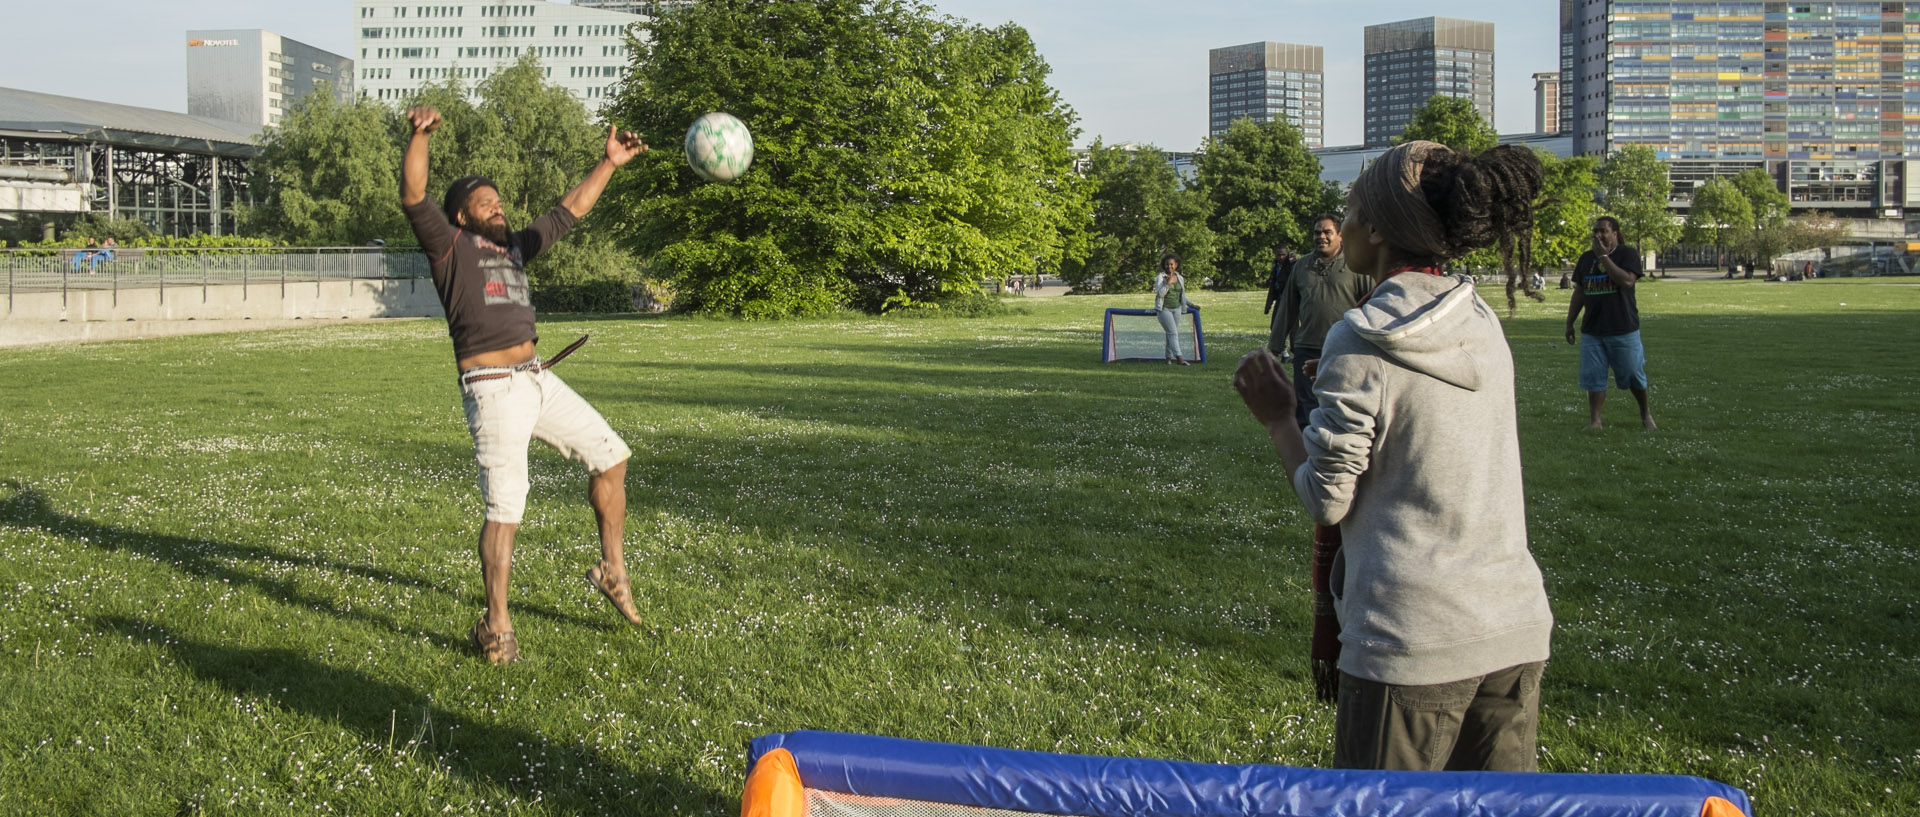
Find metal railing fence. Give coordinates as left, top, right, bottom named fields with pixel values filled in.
left=3, top=247, right=430, bottom=310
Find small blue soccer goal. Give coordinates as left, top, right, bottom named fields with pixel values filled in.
left=1101, top=307, right=1205, bottom=364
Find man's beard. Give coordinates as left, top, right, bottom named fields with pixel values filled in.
left=474, top=217, right=512, bottom=247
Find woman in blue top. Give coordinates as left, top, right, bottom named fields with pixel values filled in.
left=1153, top=253, right=1198, bottom=365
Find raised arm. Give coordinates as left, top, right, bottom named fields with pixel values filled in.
left=401, top=107, right=441, bottom=207
left=1590, top=236, right=1640, bottom=289
left=558, top=124, right=649, bottom=220
left=1235, top=349, right=1307, bottom=477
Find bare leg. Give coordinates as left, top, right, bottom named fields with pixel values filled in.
left=590, top=460, right=627, bottom=568
left=587, top=460, right=642, bottom=625
left=1586, top=391, right=1605, bottom=430
left=1631, top=387, right=1657, bottom=430
left=479, top=520, right=518, bottom=635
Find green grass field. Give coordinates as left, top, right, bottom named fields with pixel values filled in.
left=2, top=277, right=1916, bottom=815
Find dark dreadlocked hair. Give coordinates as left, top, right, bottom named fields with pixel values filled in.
left=1408, top=144, right=1546, bottom=314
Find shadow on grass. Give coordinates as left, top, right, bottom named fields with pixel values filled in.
left=95, top=614, right=725, bottom=815
left=0, top=479, right=605, bottom=647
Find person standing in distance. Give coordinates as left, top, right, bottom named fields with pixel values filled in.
left=1566, top=216, right=1657, bottom=430
left=1153, top=253, right=1198, bottom=365
left=1267, top=215, right=1369, bottom=428
left=1234, top=141, right=1554, bottom=772
left=400, top=105, right=649, bottom=664
left=1262, top=244, right=1299, bottom=359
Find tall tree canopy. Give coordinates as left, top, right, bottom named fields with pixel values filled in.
left=600, top=0, right=1089, bottom=317
left=1531, top=151, right=1600, bottom=271
left=1597, top=145, right=1681, bottom=259
left=1193, top=117, right=1336, bottom=290
left=241, top=86, right=404, bottom=245
left=1057, top=141, right=1212, bottom=294
left=1729, top=167, right=1791, bottom=266
left=1396, top=95, right=1498, bottom=153
left=1681, top=176, right=1752, bottom=262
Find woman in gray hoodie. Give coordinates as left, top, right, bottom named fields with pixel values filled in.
left=1233, top=141, right=1553, bottom=772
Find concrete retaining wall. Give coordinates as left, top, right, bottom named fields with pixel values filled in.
left=1, top=278, right=445, bottom=347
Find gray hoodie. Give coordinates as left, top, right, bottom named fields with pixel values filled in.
left=1292, top=272, right=1552, bottom=686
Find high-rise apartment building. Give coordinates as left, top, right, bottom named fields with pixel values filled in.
left=1567, top=0, right=1920, bottom=214
left=1363, top=17, right=1495, bottom=148
left=1534, top=71, right=1563, bottom=134
left=1559, top=0, right=1575, bottom=135
left=352, top=1, right=649, bottom=107
left=1208, top=42, right=1325, bottom=149
left=186, top=30, right=353, bottom=128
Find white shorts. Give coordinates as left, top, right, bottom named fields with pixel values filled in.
left=459, top=366, right=632, bottom=524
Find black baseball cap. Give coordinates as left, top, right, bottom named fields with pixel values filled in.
left=442, top=175, right=497, bottom=225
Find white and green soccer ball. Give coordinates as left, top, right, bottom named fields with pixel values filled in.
left=684, top=112, right=753, bottom=183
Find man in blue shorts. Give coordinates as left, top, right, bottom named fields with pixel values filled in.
left=1566, top=216, right=1657, bottom=430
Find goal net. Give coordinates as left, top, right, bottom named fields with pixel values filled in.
left=1101, top=307, right=1206, bottom=363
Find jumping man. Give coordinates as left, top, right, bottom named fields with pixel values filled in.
left=400, top=106, right=648, bottom=664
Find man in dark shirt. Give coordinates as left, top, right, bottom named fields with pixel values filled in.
left=401, top=106, right=649, bottom=664
left=1566, top=216, right=1657, bottom=430
left=1263, top=244, right=1298, bottom=360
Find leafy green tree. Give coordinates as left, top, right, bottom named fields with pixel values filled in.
left=1395, top=95, right=1497, bottom=153
left=1056, top=141, right=1212, bottom=294
left=1778, top=212, right=1851, bottom=260
left=1597, top=145, right=1680, bottom=266
left=1729, top=167, right=1790, bottom=267
left=600, top=0, right=1089, bottom=317
left=1681, top=176, right=1752, bottom=264
left=1530, top=150, right=1600, bottom=272
left=240, top=85, right=405, bottom=245
left=1193, top=117, right=1335, bottom=290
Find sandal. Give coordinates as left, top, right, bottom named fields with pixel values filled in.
left=470, top=616, right=521, bottom=665
left=587, top=561, right=643, bottom=626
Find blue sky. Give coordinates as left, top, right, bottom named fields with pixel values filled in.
left=0, top=1, right=1558, bottom=151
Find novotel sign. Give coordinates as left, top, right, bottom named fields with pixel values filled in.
left=188, top=39, right=241, bottom=47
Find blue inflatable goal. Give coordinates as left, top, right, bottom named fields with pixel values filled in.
left=742, top=730, right=1750, bottom=817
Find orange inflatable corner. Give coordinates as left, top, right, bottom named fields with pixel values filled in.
left=742, top=747, right=806, bottom=817
left=1701, top=795, right=1748, bottom=817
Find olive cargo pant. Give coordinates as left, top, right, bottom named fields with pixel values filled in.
left=1333, top=661, right=1544, bottom=772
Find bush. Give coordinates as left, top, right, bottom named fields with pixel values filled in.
left=526, top=234, right=657, bottom=313
left=651, top=234, right=845, bottom=319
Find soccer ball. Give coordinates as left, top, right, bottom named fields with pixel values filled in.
left=684, top=112, right=753, bottom=182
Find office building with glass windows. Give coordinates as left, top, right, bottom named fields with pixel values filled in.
left=352, top=0, right=648, bottom=107
left=1363, top=18, right=1495, bottom=148
left=186, top=30, right=353, bottom=129
left=1567, top=0, right=1920, bottom=216
left=1208, top=42, right=1325, bottom=148
left=1560, top=0, right=1577, bottom=134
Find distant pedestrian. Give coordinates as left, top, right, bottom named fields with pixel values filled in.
left=1264, top=245, right=1298, bottom=360
left=1153, top=253, right=1197, bottom=365
left=1566, top=216, right=1656, bottom=430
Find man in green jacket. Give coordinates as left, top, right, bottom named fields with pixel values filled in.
left=1268, top=214, right=1372, bottom=427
